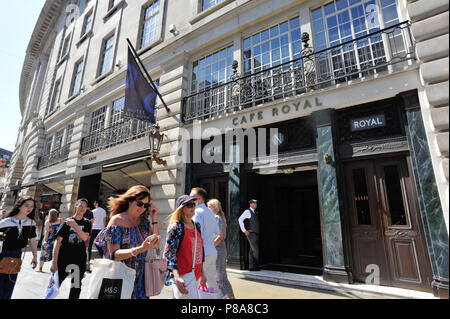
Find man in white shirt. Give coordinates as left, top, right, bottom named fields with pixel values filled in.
left=190, top=187, right=220, bottom=295
left=238, top=199, right=260, bottom=271
left=88, top=200, right=107, bottom=260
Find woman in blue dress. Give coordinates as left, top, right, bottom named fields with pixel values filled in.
left=101, top=185, right=161, bottom=299
left=37, top=209, right=61, bottom=272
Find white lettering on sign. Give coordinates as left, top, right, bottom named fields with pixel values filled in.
left=350, top=114, right=386, bottom=132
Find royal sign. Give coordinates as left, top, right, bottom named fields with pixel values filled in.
left=350, top=114, right=386, bottom=132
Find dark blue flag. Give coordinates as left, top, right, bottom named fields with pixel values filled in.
left=123, top=47, right=157, bottom=123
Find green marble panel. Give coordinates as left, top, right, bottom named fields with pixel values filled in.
left=404, top=108, right=449, bottom=281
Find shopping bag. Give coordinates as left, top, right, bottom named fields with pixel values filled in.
left=86, top=259, right=136, bottom=299
left=198, top=283, right=220, bottom=299
left=44, top=271, right=60, bottom=299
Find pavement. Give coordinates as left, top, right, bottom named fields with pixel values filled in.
left=9, top=250, right=436, bottom=299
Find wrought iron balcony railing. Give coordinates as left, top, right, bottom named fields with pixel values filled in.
left=183, top=21, right=415, bottom=123
left=38, top=144, right=71, bottom=170
left=81, top=118, right=155, bottom=155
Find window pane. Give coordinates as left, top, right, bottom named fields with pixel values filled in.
left=141, top=0, right=160, bottom=48
left=336, top=0, right=348, bottom=11
left=100, top=35, right=114, bottom=75
left=311, top=8, right=323, bottom=21
left=240, top=17, right=301, bottom=74
left=384, top=165, right=408, bottom=226
left=382, top=6, right=398, bottom=23
left=202, top=0, right=222, bottom=11
left=72, top=60, right=83, bottom=95
left=191, top=45, right=234, bottom=93
left=324, top=2, right=336, bottom=15
left=352, top=168, right=371, bottom=225
left=380, top=0, right=395, bottom=7
left=313, top=19, right=325, bottom=33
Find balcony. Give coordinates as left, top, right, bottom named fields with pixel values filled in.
left=38, top=144, right=71, bottom=170
left=183, top=21, right=415, bottom=123
left=81, top=118, right=155, bottom=155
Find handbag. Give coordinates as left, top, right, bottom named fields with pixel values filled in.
left=0, top=257, right=22, bottom=275
left=0, top=220, right=32, bottom=275
left=144, top=249, right=167, bottom=297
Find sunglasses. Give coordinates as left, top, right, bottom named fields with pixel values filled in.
left=184, top=202, right=196, bottom=208
left=136, top=201, right=151, bottom=209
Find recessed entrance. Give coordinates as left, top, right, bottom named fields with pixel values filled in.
left=247, top=169, right=323, bottom=274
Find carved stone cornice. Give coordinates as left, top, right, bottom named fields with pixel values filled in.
left=339, top=136, right=409, bottom=159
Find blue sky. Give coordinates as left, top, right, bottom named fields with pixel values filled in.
left=0, top=0, right=46, bottom=151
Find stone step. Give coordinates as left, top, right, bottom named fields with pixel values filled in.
left=227, top=268, right=437, bottom=299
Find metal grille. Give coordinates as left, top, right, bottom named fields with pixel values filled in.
left=80, top=118, right=155, bottom=155
left=38, top=144, right=71, bottom=170
left=183, top=21, right=414, bottom=123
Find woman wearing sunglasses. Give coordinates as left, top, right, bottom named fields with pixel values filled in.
left=164, top=195, right=207, bottom=299
left=101, top=185, right=161, bottom=299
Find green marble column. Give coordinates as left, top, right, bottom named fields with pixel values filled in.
left=314, top=109, right=350, bottom=283
left=402, top=92, right=449, bottom=298
left=228, top=143, right=242, bottom=265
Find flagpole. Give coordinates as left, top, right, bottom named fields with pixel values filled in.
left=126, top=38, right=170, bottom=113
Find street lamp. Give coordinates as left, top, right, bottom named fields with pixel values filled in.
left=148, top=125, right=167, bottom=165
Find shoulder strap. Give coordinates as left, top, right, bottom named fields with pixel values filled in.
left=192, top=221, right=197, bottom=271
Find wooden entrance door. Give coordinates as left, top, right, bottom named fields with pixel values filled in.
left=345, top=157, right=432, bottom=292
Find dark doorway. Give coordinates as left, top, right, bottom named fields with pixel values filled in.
left=195, top=174, right=230, bottom=251
left=78, top=173, right=102, bottom=209
left=196, top=175, right=229, bottom=222
left=247, top=169, right=323, bottom=274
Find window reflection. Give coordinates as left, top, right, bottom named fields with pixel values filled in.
left=384, top=165, right=407, bottom=226
left=352, top=168, right=371, bottom=225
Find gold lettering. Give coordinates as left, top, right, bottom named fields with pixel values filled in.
left=250, top=113, right=256, bottom=122
left=257, top=111, right=263, bottom=120
left=282, top=105, right=290, bottom=114
left=293, top=102, right=301, bottom=111
left=304, top=100, right=312, bottom=109
left=233, top=117, right=239, bottom=126
left=315, top=97, right=323, bottom=107
left=272, top=108, right=278, bottom=116
left=240, top=116, right=247, bottom=124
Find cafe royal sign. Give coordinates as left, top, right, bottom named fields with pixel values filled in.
left=232, top=97, right=323, bottom=126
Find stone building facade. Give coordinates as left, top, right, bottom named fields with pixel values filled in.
left=1, top=0, right=448, bottom=297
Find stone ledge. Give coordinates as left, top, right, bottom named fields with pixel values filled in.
left=435, top=132, right=449, bottom=157
left=430, top=106, right=449, bottom=132
left=411, top=11, right=449, bottom=42
left=425, top=82, right=449, bottom=107
left=408, top=0, right=449, bottom=22
left=227, top=269, right=437, bottom=299
left=416, top=34, right=449, bottom=63
left=420, top=57, right=449, bottom=84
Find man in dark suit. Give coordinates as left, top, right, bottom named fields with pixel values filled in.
left=238, top=199, right=260, bottom=271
